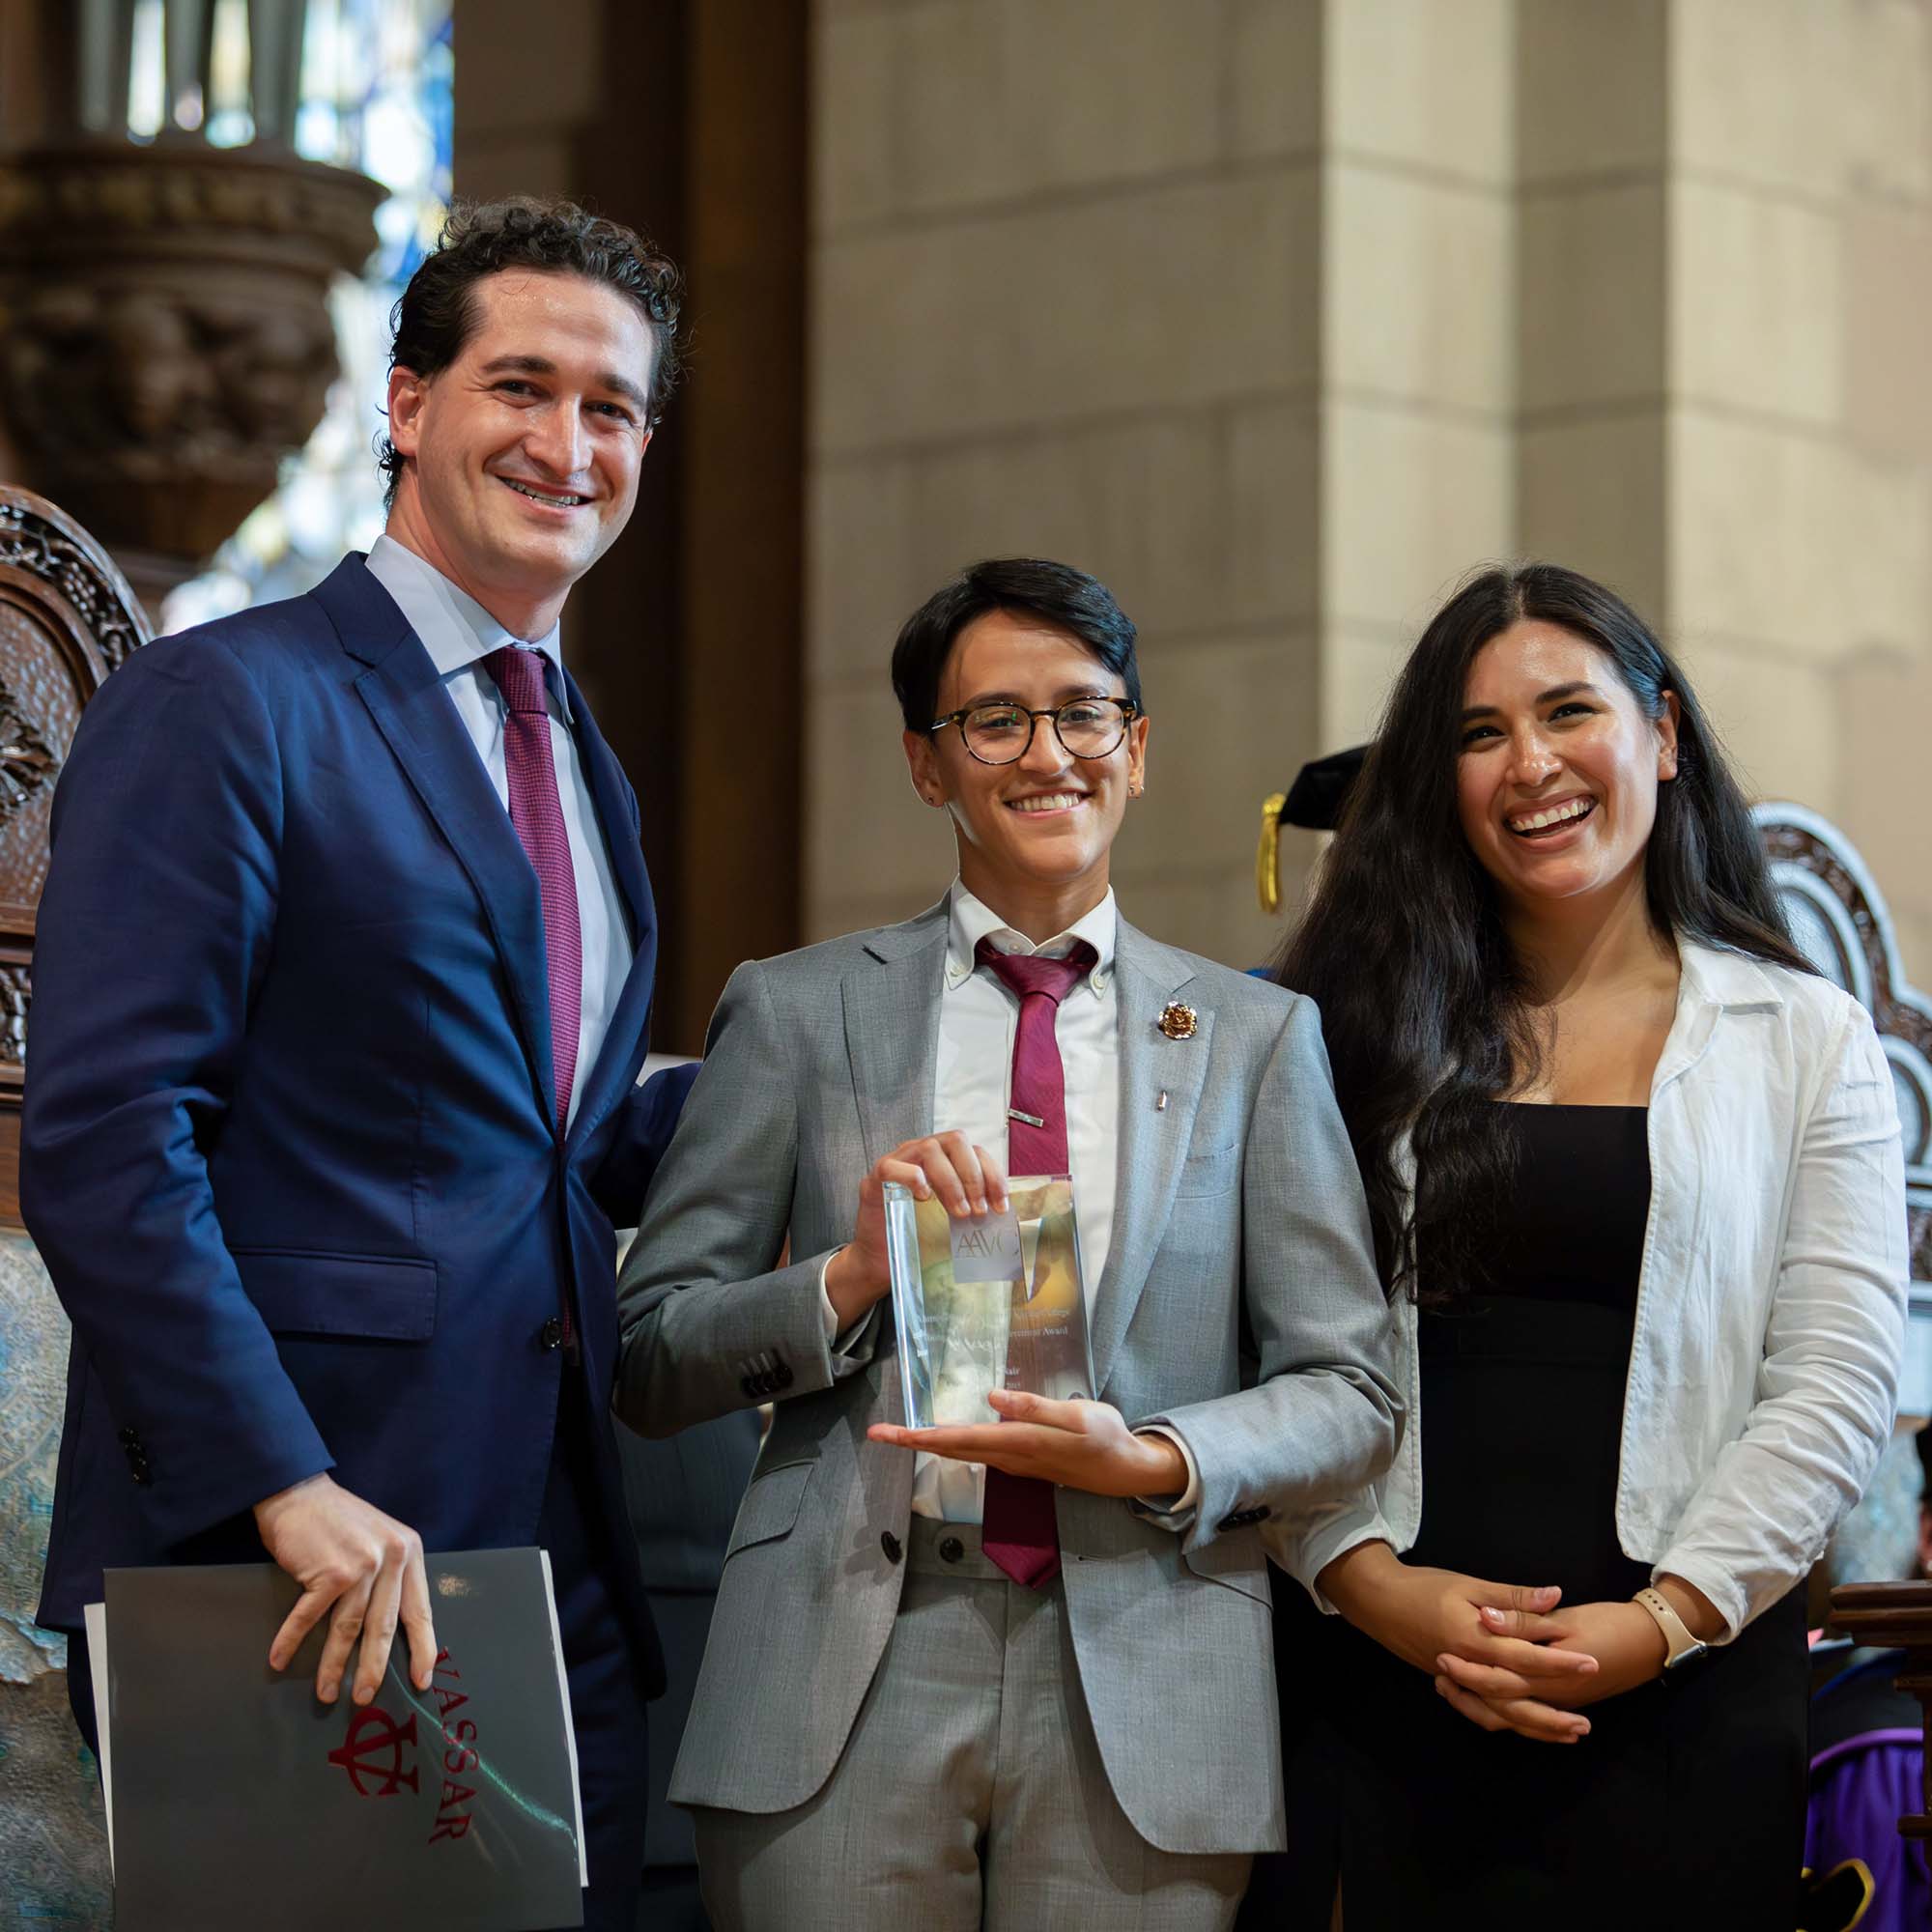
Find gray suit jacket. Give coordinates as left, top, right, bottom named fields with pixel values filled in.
left=616, top=1407, right=762, bottom=1869
left=614, top=901, right=1398, bottom=1856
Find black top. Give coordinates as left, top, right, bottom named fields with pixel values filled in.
left=1410, top=1102, right=1652, bottom=1602
left=1467, top=1101, right=1650, bottom=1311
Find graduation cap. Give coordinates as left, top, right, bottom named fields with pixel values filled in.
left=1256, top=745, right=1370, bottom=914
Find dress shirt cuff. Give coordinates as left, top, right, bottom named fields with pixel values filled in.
left=1648, top=1546, right=1747, bottom=1646
left=1264, top=1502, right=1395, bottom=1614
left=816, top=1247, right=874, bottom=1360
left=1130, top=1425, right=1200, bottom=1524
left=817, top=1250, right=838, bottom=1342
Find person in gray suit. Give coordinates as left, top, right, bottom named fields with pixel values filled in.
left=614, top=558, right=1399, bottom=1931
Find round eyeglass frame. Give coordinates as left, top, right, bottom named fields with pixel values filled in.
left=928, top=696, right=1141, bottom=766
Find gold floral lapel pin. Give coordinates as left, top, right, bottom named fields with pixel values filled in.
left=1157, top=1001, right=1198, bottom=1041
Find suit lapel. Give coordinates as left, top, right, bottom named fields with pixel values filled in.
left=560, top=665, right=658, bottom=1157
left=560, top=663, right=652, bottom=947
left=1087, top=922, right=1213, bottom=1396
left=319, top=556, right=555, bottom=1128
left=844, top=909, right=947, bottom=1439
left=843, top=904, right=949, bottom=1167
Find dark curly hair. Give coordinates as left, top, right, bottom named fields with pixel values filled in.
left=1274, top=561, right=1810, bottom=1303
left=378, top=196, right=683, bottom=507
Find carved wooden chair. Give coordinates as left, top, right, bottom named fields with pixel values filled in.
left=1756, top=803, right=1932, bottom=1297
left=0, top=481, right=147, bottom=1925
left=1753, top=805, right=1932, bottom=1861
left=0, top=482, right=151, bottom=1222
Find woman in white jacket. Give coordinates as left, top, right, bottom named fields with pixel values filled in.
left=1266, top=562, right=1908, bottom=1930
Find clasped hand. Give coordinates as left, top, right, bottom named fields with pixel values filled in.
left=1430, top=1596, right=1669, bottom=1741
left=1320, top=1543, right=1668, bottom=1746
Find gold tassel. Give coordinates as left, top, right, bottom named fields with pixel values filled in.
left=1257, top=791, right=1288, bottom=915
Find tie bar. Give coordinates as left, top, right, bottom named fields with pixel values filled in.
left=1008, top=1107, right=1046, bottom=1129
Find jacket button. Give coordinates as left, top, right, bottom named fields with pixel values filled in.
left=773, top=1362, right=795, bottom=1390
left=740, top=1377, right=757, bottom=1397
left=880, top=1531, right=902, bottom=1564
left=118, top=1427, right=139, bottom=1447
left=939, top=1536, right=964, bottom=1564
left=539, top=1318, right=564, bottom=1351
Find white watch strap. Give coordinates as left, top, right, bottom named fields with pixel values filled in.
left=1634, top=1585, right=1703, bottom=1666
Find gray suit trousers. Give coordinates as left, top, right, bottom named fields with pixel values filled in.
left=691, top=1520, right=1250, bottom=1932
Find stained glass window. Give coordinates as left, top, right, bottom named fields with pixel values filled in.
left=163, top=0, right=453, bottom=630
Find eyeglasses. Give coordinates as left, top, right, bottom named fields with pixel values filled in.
left=929, top=697, right=1140, bottom=766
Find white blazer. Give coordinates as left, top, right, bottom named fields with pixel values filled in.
left=1272, top=941, right=1911, bottom=1639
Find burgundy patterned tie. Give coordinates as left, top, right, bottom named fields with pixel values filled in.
left=974, top=934, right=1098, bottom=1590
left=483, top=646, right=582, bottom=1133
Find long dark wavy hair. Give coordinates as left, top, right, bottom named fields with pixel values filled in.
left=1274, top=562, right=1811, bottom=1302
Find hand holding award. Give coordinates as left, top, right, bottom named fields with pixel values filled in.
left=822, top=1129, right=1009, bottom=1332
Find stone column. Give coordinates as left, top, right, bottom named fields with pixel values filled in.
left=1521, top=0, right=1932, bottom=980
left=1314, top=0, right=1517, bottom=759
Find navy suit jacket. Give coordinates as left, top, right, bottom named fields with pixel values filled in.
left=24, top=554, right=675, bottom=1690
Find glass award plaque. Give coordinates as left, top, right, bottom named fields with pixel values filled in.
left=884, top=1173, right=1095, bottom=1432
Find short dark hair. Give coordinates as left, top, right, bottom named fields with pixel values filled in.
left=378, top=196, right=683, bottom=508
left=890, top=558, right=1141, bottom=732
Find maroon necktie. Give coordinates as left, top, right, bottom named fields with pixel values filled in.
left=483, top=646, right=582, bottom=1134
left=974, top=934, right=1098, bottom=1590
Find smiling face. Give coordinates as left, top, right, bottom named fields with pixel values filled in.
left=1455, top=619, right=1679, bottom=916
left=904, top=608, right=1148, bottom=928
left=384, top=269, right=656, bottom=634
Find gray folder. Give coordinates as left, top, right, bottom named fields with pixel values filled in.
left=98, top=1549, right=584, bottom=1931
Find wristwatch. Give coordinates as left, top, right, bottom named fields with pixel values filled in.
left=1634, top=1585, right=1711, bottom=1676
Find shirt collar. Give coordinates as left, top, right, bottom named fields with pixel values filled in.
left=365, top=533, right=571, bottom=723
left=944, top=879, right=1117, bottom=996
left=1675, top=939, right=1789, bottom=1013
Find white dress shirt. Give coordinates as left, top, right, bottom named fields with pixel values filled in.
left=917, top=885, right=1122, bottom=1520
left=363, top=534, right=633, bottom=1127
left=1271, top=941, right=1910, bottom=1640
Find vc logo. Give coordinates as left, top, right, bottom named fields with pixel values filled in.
left=327, top=1703, right=421, bottom=1798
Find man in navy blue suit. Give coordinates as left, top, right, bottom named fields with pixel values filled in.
left=22, top=197, right=687, bottom=1931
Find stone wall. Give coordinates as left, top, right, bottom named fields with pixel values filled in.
left=807, top=0, right=1932, bottom=990
left=808, top=0, right=1326, bottom=968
